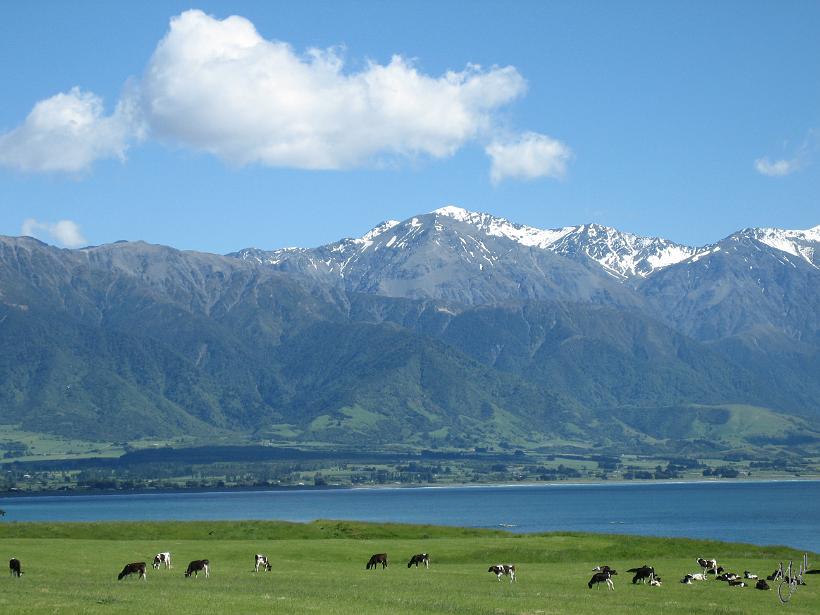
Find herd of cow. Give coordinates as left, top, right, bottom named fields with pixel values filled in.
left=586, top=557, right=819, bottom=591
left=6, top=551, right=816, bottom=591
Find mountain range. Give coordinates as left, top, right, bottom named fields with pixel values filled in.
left=1, top=207, right=818, bottom=456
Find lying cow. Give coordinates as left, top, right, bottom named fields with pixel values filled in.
left=152, top=552, right=171, bottom=570
left=743, top=570, right=758, bottom=579
left=488, top=564, right=516, bottom=583
left=366, top=553, right=388, bottom=570
left=650, top=576, right=663, bottom=586
left=755, top=579, right=771, bottom=590
left=117, top=562, right=146, bottom=581
left=255, top=554, right=272, bottom=573
left=407, top=553, right=430, bottom=569
left=627, top=565, right=655, bottom=584
left=185, top=559, right=210, bottom=578
left=588, top=570, right=615, bottom=590
left=681, top=573, right=707, bottom=584
left=9, top=558, right=22, bottom=577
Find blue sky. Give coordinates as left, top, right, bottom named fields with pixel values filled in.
left=1, top=0, right=818, bottom=253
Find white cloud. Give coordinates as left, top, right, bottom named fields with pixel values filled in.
left=0, top=87, right=137, bottom=174
left=21, top=218, right=87, bottom=248
left=0, top=9, right=561, bottom=178
left=754, top=156, right=800, bottom=177
left=486, top=132, right=572, bottom=184
left=138, top=10, right=527, bottom=169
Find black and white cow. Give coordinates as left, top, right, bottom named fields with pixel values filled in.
left=152, top=552, right=172, bottom=570
left=254, top=554, right=272, bottom=572
left=588, top=570, right=615, bottom=590
left=366, top=553, right=388, bottom=570
left=697, top=558, right=719, bottom=575
left=728, top=579, right=747, bottom=587
left=117, top=562, right=147, bottom=581
left=488, top=564, right=516, bottom=582
left=9, top=558, right=22, bottom=577
left=743, top=570, right=758, bottom=579
left=407, top=553, right=430, bottom=569
left=681, top=572, right=707, bottom=584
left=185, top=559, right=210, bottom=578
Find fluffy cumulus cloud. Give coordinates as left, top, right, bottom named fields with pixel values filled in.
left=139, top=10, right=526, bottom=169
left=754, top=156, right=800, bottom=177
left=0, top=9, right=565, bottom=181
left=0, top=87, right=137, bottom=173
left=486, top=132, right=572, bottom=184
left=21, top=218, right=87, bottom=248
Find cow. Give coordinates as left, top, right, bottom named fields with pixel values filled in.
left=407, top=553, right=430, bottom=569
left=649, top=576, right=663, bottom=586
left=755, top=579, right=771, bottom=590
left=588, top=570, right=615, bottom=590
left=254, top=554, right=272, bottom=573
left=717, top=572, right=740, bottom=582
left=743, top=570, right=758, bottom=579
left=488, top=564, right=516, bottom=583
left=728, top=579, right=747, bottom=588
left=152, top=552, right=171, bottom=570
left=117, top=562, right=146, bottom=581
left=707, top=566, right=725, bottom=576
left=627, top=565, right=655, bottom=584
left=185, top=559, right=210, bottom=578
left=681, top=573, right=706, bottom=584
left=366, top=554, right=388, bottom=570
left=9, top=558, right=22, bottom=577
left=592, top=565, right=617, bottom=574
left=697, top=558, right=719, bottom=575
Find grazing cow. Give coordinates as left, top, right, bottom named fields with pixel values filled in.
left=152, top=552, right=172, bottom=570
left=117, top=562, right=146, bottom=581
left=627, top=565, right=655, bottom=584
left=407, top=553, right=430, bottom=569
left=697, top=558, right=719, bottom=574
left=728, top=579, right=746, bottom=587
left=588, top=570, right=615, bottom=590
left=743, top=570, right=758, bottom=579
left=185, top=559, right=210, bottom=578
left=9, top=558, right=22, bottom=577
left=488, top=564, right=516, bottom=583
left=366, top=554, right=388, bottom=570
left=254, top=554, right=272, bottom=573
left=755, top=579, right=771, bottom=590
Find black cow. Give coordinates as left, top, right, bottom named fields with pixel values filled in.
left=366, top=554, right=388, bottom=570
left=117, top=562, right=146, bottom=581
left=185, top=559, right=210, bottom=578
left=9, top=558, right=23, bottom=577
left=407, top=553, right=430, bottom=569
left=627, top=565, right=655, bottom=584
left=755, top=579, right=771, bottom=590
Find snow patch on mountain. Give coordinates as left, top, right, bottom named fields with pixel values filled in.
left=741, top=226, right=819, bottom=268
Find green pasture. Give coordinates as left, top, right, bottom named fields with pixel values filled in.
left=0, top=521, right=817, bottom=614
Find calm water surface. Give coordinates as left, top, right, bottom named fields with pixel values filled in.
left=2, top=480, right=818, bottom=552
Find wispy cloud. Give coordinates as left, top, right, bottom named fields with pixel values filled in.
left=754, top=156, right=801, bottom=177
left=1, top=9, right=556, bottom=180
left=486, top=132, right=572, bottom=184
left=21, top=218, right=88, bottom=248
left=755, top=130, right=817, bottom=178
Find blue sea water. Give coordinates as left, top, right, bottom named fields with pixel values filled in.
left=2, top=480, right=818, bottom=552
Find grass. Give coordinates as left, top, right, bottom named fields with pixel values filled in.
left=0, top=521, right=817, bottom=614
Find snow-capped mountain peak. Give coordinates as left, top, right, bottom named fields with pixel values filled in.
left=431, top=206, right=697, bottom=278
left=738, top=225, right=820, bottom=268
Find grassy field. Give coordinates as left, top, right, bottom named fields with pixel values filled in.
left=0, top=520, right=816, bottom=614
